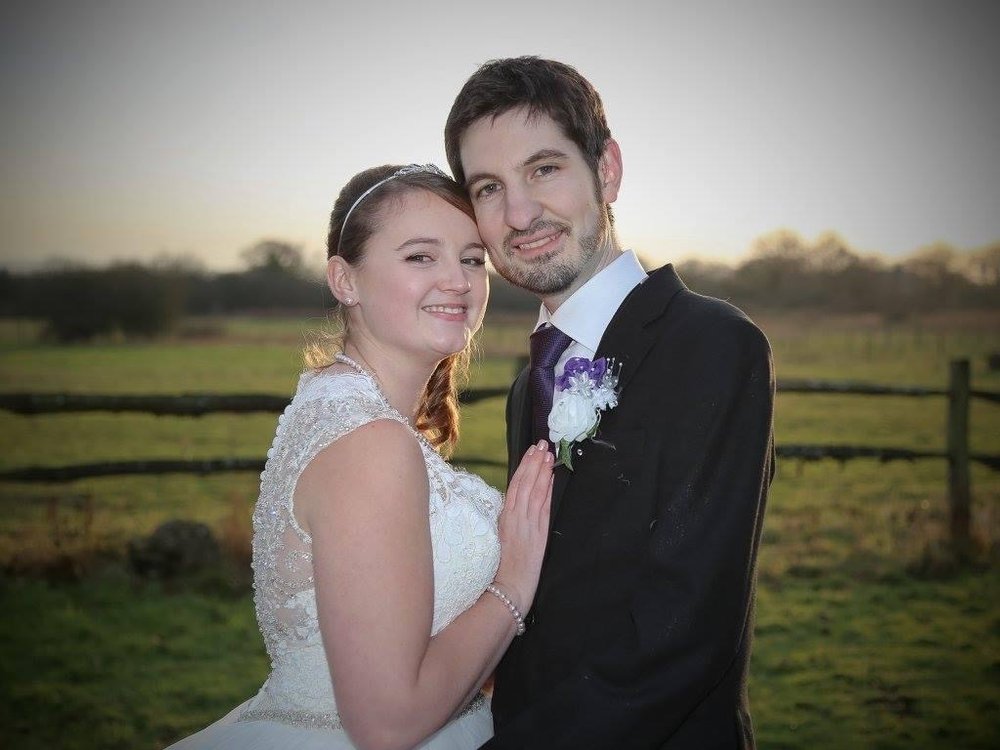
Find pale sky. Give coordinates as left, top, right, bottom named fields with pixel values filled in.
left=2, top=0, right=998, bottom=272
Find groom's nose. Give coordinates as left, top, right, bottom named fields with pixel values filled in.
left=503, top=183, right=543, bottom=231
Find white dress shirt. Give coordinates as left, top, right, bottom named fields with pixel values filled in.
left=534, top=250, right=647, bottom=386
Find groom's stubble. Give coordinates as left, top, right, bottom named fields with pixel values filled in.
left=487, top=183, right=613, bottom=299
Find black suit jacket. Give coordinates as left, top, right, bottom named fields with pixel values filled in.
left=484, top=264, right=775, bottom=749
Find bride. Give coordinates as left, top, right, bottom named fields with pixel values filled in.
left=167, top=164, right=553, bottom=749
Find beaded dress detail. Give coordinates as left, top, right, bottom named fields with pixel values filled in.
left=167, top=364, right=501, bottom=748
left=242, top=363, right=501, bottom=727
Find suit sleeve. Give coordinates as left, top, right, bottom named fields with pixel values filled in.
left=483, top=317, right=775, bottom=748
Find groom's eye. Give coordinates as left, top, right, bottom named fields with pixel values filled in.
left=475, top=182, right=500, bottom=200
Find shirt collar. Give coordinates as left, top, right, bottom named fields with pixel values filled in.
left=535, top=250, right=647, bottom=351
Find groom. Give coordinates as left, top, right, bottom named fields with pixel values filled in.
left=446, top=57, right=775, bottom=748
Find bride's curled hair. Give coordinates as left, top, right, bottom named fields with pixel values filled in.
left=305, top=165, right=478, bottom=457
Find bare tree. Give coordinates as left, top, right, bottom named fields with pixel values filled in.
left=903, top=242, right=960, bottom=281
left=964, top=242, right=1000, bottom=287
left=240, top=240, right=304, bottom=275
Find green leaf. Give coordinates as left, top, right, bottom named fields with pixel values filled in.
left=556, top=439, right=574, bottom=471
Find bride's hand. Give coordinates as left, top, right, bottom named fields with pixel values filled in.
left=494, top=440, right=554, bottom=616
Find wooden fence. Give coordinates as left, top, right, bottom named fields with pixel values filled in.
left=2, top=358, right=997, bottom=544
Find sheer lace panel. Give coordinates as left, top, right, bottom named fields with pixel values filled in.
left=241, top=369, right=501, bottom=728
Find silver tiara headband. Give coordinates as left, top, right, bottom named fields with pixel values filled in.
left=336, top=163, right=449, bottom=255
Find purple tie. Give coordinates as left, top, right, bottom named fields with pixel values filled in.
left=528, top=324, right=573, bottom=445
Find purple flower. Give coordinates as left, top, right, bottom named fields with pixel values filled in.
left=589, top=357, right=608, bottom=380
left=557, top=357, right=608, bottom=390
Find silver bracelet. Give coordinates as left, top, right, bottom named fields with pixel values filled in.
left=486, top=583, right=526, bottom=636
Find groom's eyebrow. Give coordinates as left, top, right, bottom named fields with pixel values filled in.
left=523, top=148, right=567, bottom=166
left=463, top=168, right=497, bottom=188
left=464, top=148, right=568, bottom=187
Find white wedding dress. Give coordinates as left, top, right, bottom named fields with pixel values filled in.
left=167, top=366, right=501, bottom=749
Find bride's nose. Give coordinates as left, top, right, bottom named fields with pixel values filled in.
left=438, top=257, right=472, bottom=293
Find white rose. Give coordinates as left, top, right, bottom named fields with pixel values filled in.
left=548, top=391, right=599, bottom=444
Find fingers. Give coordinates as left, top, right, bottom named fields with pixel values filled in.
left=495, top=442, right=555, bottom=613
left=528, top=458, right=554, bottom=530
left=522, top=443, right=551, bottom=501
left=518, top=443, right=552, bottom=513
left=506, top=440, right=548, bottom=513
left=539, top=472, right=553, bottom=530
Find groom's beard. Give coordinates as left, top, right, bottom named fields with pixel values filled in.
left=492, top=216, right=605, bottom=297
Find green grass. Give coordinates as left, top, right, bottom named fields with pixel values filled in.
left=0, top=572, right=266, bottom=750
left=1, top=313, right=999, bottom=748
left=751, top=571, right=999, bottom=748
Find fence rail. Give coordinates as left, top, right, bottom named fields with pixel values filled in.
left=2, top=359, right=998, bottom=544
left=0, top=386, right=509, bottom=417
left=3, top=381, right=996, bottom=417
left=3, top=446, right=996, bottom=485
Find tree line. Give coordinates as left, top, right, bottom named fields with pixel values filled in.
left=1, top=233, right=996, bottom=342
left=674, top=230, right=998, bottom=319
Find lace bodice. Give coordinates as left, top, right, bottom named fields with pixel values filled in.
left=239, top=368, right=502, bottom=729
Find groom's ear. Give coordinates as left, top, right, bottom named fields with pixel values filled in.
left=327, top=256, right=357, bottom=305
left=598, top=138, right=623, bottom=204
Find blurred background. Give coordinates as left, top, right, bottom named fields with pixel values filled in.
left=1, top=1, right=998, bottom=748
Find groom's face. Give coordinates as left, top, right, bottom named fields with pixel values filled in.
left=459, top=108, right=620, bottom=307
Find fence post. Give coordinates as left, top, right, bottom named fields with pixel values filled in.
left=947, top=358, right=971, bottom=546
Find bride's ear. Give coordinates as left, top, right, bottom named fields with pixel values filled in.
left=327, top=256, right=358, bottom=307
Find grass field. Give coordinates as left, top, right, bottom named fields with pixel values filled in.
left=1, top=312, right=998, bottom=749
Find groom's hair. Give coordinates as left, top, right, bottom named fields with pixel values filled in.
left=445, top=56, right=612, bottom=186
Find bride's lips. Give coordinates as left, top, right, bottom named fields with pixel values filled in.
left=422, top=303, right=469, bottom=322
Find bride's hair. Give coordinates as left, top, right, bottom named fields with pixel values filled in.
left=305, top=164, right=477, bottom=457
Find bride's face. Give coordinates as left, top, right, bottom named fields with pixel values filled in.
left=346, top=190, right=489, bottom=362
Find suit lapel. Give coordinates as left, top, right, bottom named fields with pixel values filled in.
left=507, top=368, right=532, bottom=480
left=513, top=372, right=532, bottom=458
left=548, top=264, right=687, bottom=524
left=595, top=264, right=686, bottom=391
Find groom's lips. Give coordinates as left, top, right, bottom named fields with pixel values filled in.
left=510, top=228, right=564, bottom=258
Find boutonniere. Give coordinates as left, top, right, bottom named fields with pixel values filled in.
left=548, top=356, right=621, bottom=470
